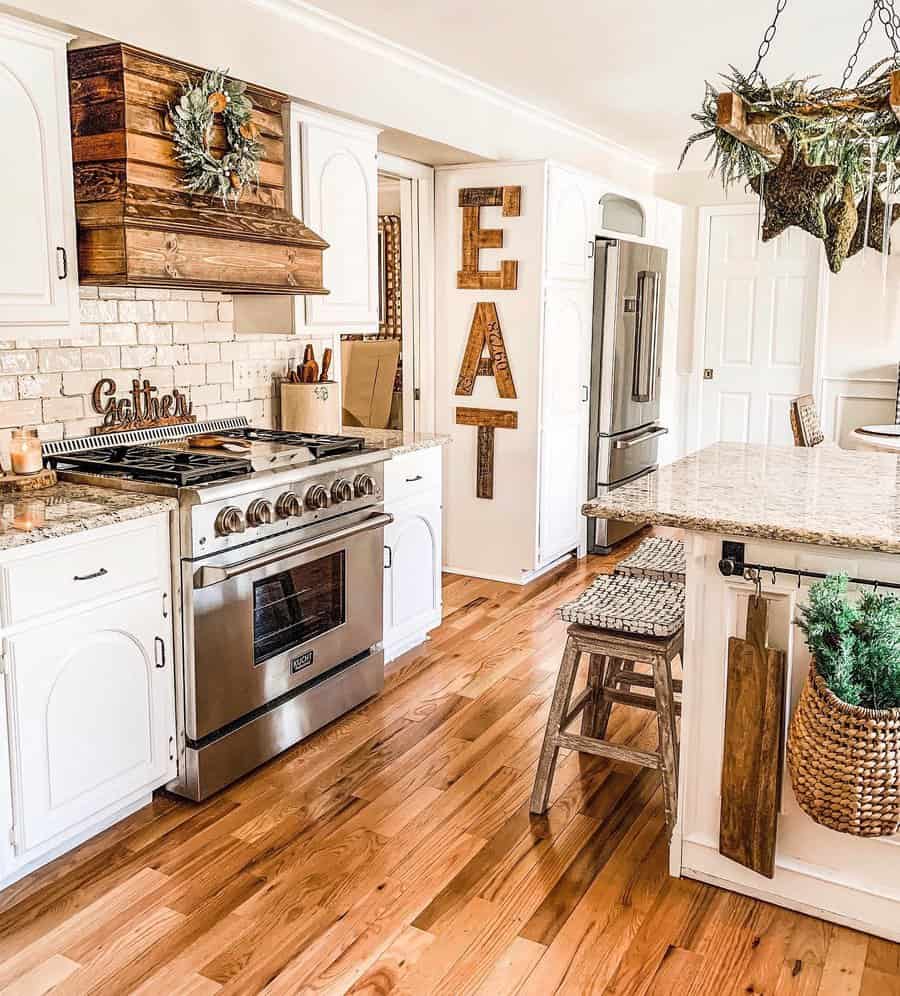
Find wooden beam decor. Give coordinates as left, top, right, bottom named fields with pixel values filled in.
left=716, top=92, right=782, bottom=163
left=90, top=376, right=196, bottom=434
left=457, top=186, right=521, bottom=290
left=455, top=406, right=518, bottom=500
left=454, top=302, right=517, bottom=399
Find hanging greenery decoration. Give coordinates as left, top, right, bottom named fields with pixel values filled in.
left=680, top=0, right=900, bottom=271
left=170, top=69, right=262, bottom=206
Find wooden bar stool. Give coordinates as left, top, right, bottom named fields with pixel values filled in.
left=530, top=573, right=684, bottom=838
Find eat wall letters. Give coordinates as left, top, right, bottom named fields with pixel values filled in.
left=455, top=302, right=517, bottom=399
left=457, top=186, right=521, bottom=290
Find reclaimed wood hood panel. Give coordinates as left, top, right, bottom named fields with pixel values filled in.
left=68, top=44, right=329, bottom=295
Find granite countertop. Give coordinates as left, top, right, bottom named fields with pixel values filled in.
left=582, top=442, right=900, bottom=554
left=0, top=483, right=176, bottom=552
left=341, top=427, right=451, bottom=456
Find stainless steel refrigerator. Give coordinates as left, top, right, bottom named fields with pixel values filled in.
left=587, top=237, right=668, bottom=554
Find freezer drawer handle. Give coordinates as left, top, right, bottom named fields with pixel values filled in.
left=195, top=512, right=393, bottom=588
left=614, top=427, right=668, bottom=449
left=632, top=269, right=661, bottom=403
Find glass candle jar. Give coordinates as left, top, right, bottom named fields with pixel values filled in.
left=10, top=429, right=42, bottom=476
left=13, top=499, right=45, bottom=531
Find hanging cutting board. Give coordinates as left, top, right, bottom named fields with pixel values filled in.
left=719, top=594, right=787, bottom=879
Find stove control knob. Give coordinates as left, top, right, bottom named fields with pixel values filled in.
left=331, top=478, right=353, bottom=504
left=305, top=484, right=331, bottom=511
left=276, top=491, right=303, bottom=519
left=246, top=498, right=275, bottom=527
left=215, top=506, right=246, bottom=536
left=354, top=473, right=376, bottom=498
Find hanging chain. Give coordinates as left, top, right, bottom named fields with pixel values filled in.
left=877, top=0, right=900, bottom=56
left=749, top=0, right=789, bottom=83
left=842, top=0, right=880, bottom=86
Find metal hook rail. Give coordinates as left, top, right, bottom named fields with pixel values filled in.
left=717, top=541, right=900, bottom=593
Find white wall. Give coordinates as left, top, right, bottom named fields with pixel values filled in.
left=10, top=0, right=657, bottom=189
left=655, top=168, right=900, bottom=451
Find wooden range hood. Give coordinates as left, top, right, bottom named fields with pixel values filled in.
left=68, top=44, right=329, bottom=295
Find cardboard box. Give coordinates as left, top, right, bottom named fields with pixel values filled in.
left=341, top=338, right=400, bottom=428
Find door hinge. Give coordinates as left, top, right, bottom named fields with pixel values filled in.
left=414, top=387, right=421, bottom=401
left=162, top=592, right=169, bottom=619
left=8, top=825, right=16, bottom=848
left=168, top=736, right=175, bottom=762
left=0, top=645, right=6, bottom=676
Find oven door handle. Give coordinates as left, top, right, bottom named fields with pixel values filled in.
left=195, top=512, right=394, bottom=588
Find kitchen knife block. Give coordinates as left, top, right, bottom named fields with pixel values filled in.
left=280, top=381, right=341, bottom=434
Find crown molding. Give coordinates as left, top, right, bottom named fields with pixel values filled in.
left=249, top=0, right=660, bottom=172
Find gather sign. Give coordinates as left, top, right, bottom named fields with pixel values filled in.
left=90, top=377, right=196, bottom=435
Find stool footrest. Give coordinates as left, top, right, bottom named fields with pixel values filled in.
left=554, top=731, right=661, bottom=770
left=614, top=670, right=684, bottom=695
left=601, top=687, right=683, bottom=717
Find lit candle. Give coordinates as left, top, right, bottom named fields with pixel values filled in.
left=13, top=499, right=45, bottom=532
left=10, top=429, right=42, bottom=476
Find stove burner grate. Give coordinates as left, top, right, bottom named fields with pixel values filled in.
left=220, top=427, right=365, bottom=458
left=48, top=445, right=251, bottom=486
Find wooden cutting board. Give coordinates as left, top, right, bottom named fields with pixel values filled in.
left=719, top=595, right=787, bottom=879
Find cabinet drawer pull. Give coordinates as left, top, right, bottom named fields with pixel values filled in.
left=56, top=246, right=68, bottom=280
left=154, top=636, right=166, bottom=669
left=405, top=474, right=424, bottom=483
left=384, top=545, right=393, bottom=569
left=73, top=568, right=108, bottom=582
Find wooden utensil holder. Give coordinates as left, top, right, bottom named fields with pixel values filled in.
left=280, top=381, right=341, bottom=434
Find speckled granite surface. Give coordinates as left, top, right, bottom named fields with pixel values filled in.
left=341, top=427, right=451, bottom=456
left=582, top=442, right=900, bottom=554
left=0, top=483, right=175, bottom=552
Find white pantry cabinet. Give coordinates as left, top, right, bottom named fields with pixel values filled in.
left=0, top=14, right=80, bottom=338
left=383, top=447, right=443, bottom=663
left=546, top=165, right=596, bottom=281
left=0, top=513, right=176, bottom=888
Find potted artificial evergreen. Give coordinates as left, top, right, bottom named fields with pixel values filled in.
left=788, top=573, right=900, bottom=837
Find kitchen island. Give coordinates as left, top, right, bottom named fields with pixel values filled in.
left=584, top=443, right=900, bottom=942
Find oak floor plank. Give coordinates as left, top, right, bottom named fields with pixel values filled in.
left=1, top=547, right=898, bottom=994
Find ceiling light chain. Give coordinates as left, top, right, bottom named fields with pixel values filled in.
left=749, top=0, right=789, bottom=84
left=842, top=0, right=880, bottom=87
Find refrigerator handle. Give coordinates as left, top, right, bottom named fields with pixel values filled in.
left=632, top=269, right=661, bottom=403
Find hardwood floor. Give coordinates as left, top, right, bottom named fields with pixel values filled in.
left=1, top=538, right=898, bottom=995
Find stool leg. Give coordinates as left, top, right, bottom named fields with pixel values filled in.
left=580, top=654, right=607, bottom=739
left=530, top=636, right=581, bottom=815
left=652, top=651, right=680, bottom=839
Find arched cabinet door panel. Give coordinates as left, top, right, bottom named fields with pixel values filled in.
left=0, top=18, right=78, bottom=332
left=298, top=110, right=379, bottom=329
left=384, top=499, right=442, bottom=644
left=547, top=166, right=595, bottom=281
left=6, top=591, right=173, bottom=854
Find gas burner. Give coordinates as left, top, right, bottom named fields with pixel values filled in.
left=218, top=427, right=365, bottom=459
left=47, top=444, right=250, bottom=486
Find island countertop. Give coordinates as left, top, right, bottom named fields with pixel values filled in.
left=582, top=442, right=900, bottom=554
left=340, top=427, right=450, bottom=456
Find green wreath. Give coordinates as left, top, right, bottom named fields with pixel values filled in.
left=170, top=69, right=262, bottom=206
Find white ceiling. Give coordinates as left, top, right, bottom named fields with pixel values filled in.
left=307, top=0, right=900, bottom=168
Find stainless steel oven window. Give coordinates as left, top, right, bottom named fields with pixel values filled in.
left=252, top=550, right=346, bottom=665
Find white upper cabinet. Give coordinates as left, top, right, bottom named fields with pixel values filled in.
left=546, top=165, right=596, bottom=281
left=293, top=106, right=380, bottom=330
left=538, top=281, right=591, bottom=565
left=0, top=15, right=79, bottom=337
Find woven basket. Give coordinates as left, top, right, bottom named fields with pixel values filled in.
left=787, top=663, right=900, bottom=837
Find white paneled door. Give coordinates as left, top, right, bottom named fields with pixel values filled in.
left=699, top=208, right=822, bottom=448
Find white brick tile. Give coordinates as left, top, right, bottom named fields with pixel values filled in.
left=0, top=350, right=38, bottom=375
left=135, top=288, right=170, bottom=300
left=236, top=400, right=265, bottom=422
left=201, top=322, right=233, bottom=342
left=18, top=373, right=61, bottom=400
left=100, top=323, right=137, bottom=346
left=117, top=300, right=155, bottom=323
left=62, top=369, right=138, bottom=397
left=35, top=422, right=64, bottom=441
left=187, top=301, right=219, bottom=322
left=217, top=301, right=234, bottom=322
left=173, top=364, right=206, bottom=387
left=190, top=384, right=221, bottom=406
left=140, top=366, right=175, bottom=390
left=156, top=345, right=190, bottom=366
left=99, top=287, right=136, bottom=300
left=120, top=345, right=158, bottom=368
left=202, top=291, right=229, bottom=302
left=206, top=362, right=232, bottom=384
left=154, top=300, right=188, bottom=322
left=205, top=402, right=239, bottom=419
left=137, top=323, right=173, bottom=345
left=219, top=385, right=251, bottom=403
left=189, top=343, right=220, bottom=364
left=16, top=338, right=59, bottom=349
left=191, top=405, right=208, bottom=421
left=247, top=340, right=276, bottom=359
left=0, top=378, right=17, bottom=402
left=172, top=323, right=207, bottom=345
left=64, top=417, right=100, bottom=438
left=59, top=325, right=101, bottom=347
left=80, top=299, right=118, bottom=323
left=38, top=348, right=81, bottom=373
left=174, top=290, right=205, bottom=301
left=81, top=346, right=121, bottom=370
left=220, top=341, right=250, bottom=362
left=0, top=400, right=42, bottom=428
left=43, top=396, right=84, bottom=422
left=79, top=286, right=100, bottom=299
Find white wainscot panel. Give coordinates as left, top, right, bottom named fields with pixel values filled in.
left=821, top=377, right=896, bottom=446
left=718, top=391, right=751, bottom=443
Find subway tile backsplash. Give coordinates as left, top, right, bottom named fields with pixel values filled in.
left=0, top=287, right=309, bottom=465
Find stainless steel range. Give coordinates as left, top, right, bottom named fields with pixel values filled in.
left=45, top=418, right=391, bottom=800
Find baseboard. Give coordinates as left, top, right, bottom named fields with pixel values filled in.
left=443, top=551, right=576, bottom=586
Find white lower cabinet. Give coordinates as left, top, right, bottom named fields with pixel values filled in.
left=0, top=513, right=176, bottom=886
left=383, top=448, right=443, bottom=662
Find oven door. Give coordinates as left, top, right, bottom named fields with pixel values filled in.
left=187, top=511, right=390, bottom=741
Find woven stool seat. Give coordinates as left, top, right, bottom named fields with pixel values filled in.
left=615, top=536, right=685, bottom=583
left=559, top=573, right=684, bottom=637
